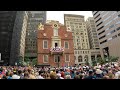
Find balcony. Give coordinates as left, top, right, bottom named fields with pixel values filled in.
left=50, top=47, right=64, bottom=55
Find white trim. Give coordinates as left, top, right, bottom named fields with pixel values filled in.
left=43, top=55, right=48, bottom=63
left=65, top=54, right=70, bottom=62
left=54, top=55, right=59, bottom=63
left=54, top=28, right=58, bottom=36
left=43, top=40, right=48, bottom=49
left=64, top=41, right=69, bottom=49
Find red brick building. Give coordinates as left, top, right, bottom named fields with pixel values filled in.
left=37, top=20, right=74, bottom=67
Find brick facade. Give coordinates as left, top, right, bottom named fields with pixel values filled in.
left=37, top=21, right=74, bottom=67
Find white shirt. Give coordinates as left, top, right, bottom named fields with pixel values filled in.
left=12, top=74, right=20, bottom=79
left=115, top=71, right=120, bottom=79
left=36, top=75, right=44, bottom=79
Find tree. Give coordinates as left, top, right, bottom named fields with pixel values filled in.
left=92, top=60, right=97, bottom=66
left=24, top=57, right=30, bottom=66
left=85, top=60, right=89, bottom=66
left=108, top=56, right=119, bottom=62
left=97, top=57, right=106, bottom=65
left=31, top=58, right=37, bottom=66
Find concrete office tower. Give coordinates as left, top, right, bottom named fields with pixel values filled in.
left=10, top=11, right=28, bottom=65
left=86, top=17, right=100, bottom=49
left=25, top=11, right=46, bottom=60
left=0, top=11, right=28, bottom=65
left=86, top=17, right=101, bottom=61
left=64, top=14, right=92, bottom=65
left=92, top=11, right=120, bottom=60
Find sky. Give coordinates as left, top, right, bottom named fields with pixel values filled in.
left=47, top=11, right=93, bottom=24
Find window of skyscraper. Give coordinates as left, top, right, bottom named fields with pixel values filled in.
left=102, top=12, right=109, bottom=18
left=117, top=27, right=120, bottom=31
left=109, top=25, right=114, bottom=29
left=116, top=21, right=120, bottom=24
left=105, top=20, right=112, bottom=26
left=103, top=16, right=111, bottom=22
left=112, top=11, right=117, bottom=16
left=110, top=30, right=116, bottom=34
left=108, top=37, right=112, bottom=41
left=118, top=33, right=120, bottom=36
left=118, top=14, right=120, bottom=17
left=112, top=35, right=117, bottom=39
left=100, top=11, right=104, bottom=14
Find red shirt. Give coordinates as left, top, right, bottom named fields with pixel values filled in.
left=61, top=71, right=64, bottom=78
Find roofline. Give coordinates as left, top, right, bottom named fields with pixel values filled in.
left=64, top=14, right=84, bottom=18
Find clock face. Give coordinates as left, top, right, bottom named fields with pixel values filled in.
left=54, top=24, right=57, bottom=27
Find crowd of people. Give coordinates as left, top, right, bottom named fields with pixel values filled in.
left=0, top=62, right=120, bottom=79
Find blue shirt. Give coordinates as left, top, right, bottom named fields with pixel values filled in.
left=7, top=76, right=12, bottom=79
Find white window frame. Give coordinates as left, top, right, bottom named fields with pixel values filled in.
left=43, top=40, right=48, bottom=49
left=65, top=54, right=70, bottom=62
left=54, top=55, right=59, bottom=63
left=54, top=28, right=58, bottom=36
left=64, top=41, right=69, bottom=49
left=43, top=55, right=48, bottom=63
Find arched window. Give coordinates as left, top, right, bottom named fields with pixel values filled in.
left=84, top=55, right=88, bottom=61
left=78, top=56, right=82, bottom=62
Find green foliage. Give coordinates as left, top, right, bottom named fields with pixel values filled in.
left=85, top=60, right=89, bottom=66
left=31, top=58, right=37, bottom=66
left=96, top=57, right=106, bottom=65
left=92, top=60, right=97, bottom=66
left=94, top=56, right=119, bottom=66
left=24, top=57, right=30, bottom=62
left=108, top=56, right=119, bottom=62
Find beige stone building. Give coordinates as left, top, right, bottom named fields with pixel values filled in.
left=92, top=11, right=120, bottom=61
left=64, top=14, right=92, bottom=65
left=86, top=17, right=101, bottom=61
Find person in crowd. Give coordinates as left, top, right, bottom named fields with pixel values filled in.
left=0, top=60, right=120, bottom=79
left=7, top=72, right=13, bottom=79
left=84, top=70, right=96, bottom=79
left=12, top=71, right=20, bottom=79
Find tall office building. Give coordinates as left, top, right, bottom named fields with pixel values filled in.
left=86, top=17, right=100, bottom=49
left=0, top=11, right=28, bottom=65
left=25, top=11, right=46, bottom=59
left=92, top=11, right=120, bottom=60
left=86, top=17, right=101, bottom=61
left=64, top=14, right=92, bottom=65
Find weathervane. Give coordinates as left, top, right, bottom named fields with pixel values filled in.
left=38, top=23, right=44, bottom=30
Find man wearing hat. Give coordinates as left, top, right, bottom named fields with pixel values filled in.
left=95, top=69, right=103, bottom=79
left=84, top=70, right=96, bottom=79
left=12, top=71, right=20, bottom=79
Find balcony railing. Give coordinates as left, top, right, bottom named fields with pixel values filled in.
left=50, top=47, right=64, bottom=55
